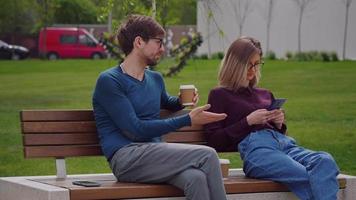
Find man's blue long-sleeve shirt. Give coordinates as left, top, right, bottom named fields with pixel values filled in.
left=92, top=66, right=191, bottom=160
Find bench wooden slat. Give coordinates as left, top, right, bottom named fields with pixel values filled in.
left=24, top=145, right=103, bottom=158
left=22, top=131, right=205, bottom=146
left=69, top=178, right=290, bottom=200
left=22, top=121, right=97, bottom=133
left=21, top=109, right=190, bottom=122
left=71, top=184, right=183, bottom=200
left=22, top=121, right=203, bottom=133
left=24, top=141, right=207, bottom=158
left=163, top=131, right=206, bottom=143
left=21, top=110, right=94, bottom=122
left=23, top=133, right=99, bottom=146
left=179, top=124, right=203, bottom=131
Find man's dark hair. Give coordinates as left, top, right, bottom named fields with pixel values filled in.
left=117, top=15, right=165, bottom=55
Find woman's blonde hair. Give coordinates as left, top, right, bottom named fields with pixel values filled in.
left=218, top=36, right=263, bottom=92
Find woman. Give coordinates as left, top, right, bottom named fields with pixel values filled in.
left=204, top=36, right=339, bottom=200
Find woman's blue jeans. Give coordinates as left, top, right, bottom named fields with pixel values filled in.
left=238, top=129, right=339, bottom=200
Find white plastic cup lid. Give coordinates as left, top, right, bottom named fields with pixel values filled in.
left=180, top=84, right=195, bottom=89
left=219, top=159, right=231, bottom=164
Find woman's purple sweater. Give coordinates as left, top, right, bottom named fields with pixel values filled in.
left=204, top=87, right=287, bottom=152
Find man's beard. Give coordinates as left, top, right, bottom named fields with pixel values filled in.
left=146, top=56, right=159, bottom=66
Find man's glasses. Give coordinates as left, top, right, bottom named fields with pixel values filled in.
left=149, top=37, right=164, bottom=48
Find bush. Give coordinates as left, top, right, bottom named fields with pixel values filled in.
left=191, top=54, right=200, bottom=59
left=285, top=51, right=340, bottom=62
left=320, top=52, right=330, bottom=62
left=308, top=51, right=322, bottom=61
left=199, top=54, right=209, bottom=60
left=265, top=51, right=276, bottom=60
left=211, top=52, right=224, bottom=59
left=330, top=52, right=339, bottom=61
left=294, top=52, right=309, bottom=61
left=286, top=51, right=293, bottom=60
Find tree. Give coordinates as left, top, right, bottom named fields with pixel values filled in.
left=152, top=0, right=157, bottom=19
left=34, top=0, right=57, bottom=32
left=156, top=0, right=196, bottom=28
left=53, top=0, right=98, bottom=24
left=292, top=0, right=316, bottom=52
left=97, top=0, right=196, bottom=32
left=341, top=0, right=353, bottom=60
left=200, top=0, right=225, bottom=58
left=0, top=0, right=38, bottom=35
left=98, top=0, right=152, bottom=32
left=229, top=0, right=253, bottom=37
left=200, top=0, right=213, bottom=58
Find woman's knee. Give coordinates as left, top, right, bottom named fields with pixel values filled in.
left=316, top=152, right=339, bottom=170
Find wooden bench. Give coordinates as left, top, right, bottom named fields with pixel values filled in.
left=20, top=109, right=347, bottom=200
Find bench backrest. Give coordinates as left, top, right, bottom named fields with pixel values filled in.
left=21, top=109, right=205, bottom=159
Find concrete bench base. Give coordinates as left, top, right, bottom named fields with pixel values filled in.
left=1, top=169, right=355, bottom=200
left=0, top=176, right=69, bottom=200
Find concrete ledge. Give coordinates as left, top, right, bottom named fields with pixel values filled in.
left=0, top=176, right=69, bottom=200
left=338, top=174, right=356, bottom=200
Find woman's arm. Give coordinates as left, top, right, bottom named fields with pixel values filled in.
left=204, top=90, right=254, bottom=151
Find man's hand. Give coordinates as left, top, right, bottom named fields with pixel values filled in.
left=179, top=88, right=199, bottom=108
left=189, top=104, right=227, bottom=125
left=192, top=88, right=199, bottom=107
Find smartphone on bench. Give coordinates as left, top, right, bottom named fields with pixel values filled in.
left=268, top=98, right=287, bottom=111
left=72, top=180, right=101, bottom=187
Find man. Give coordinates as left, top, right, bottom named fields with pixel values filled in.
left=92, top=15, right=228, bottom=200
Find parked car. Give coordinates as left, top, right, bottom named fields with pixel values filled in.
left=0, top=40, right=30, bottom=60
left=39, top=27, right=107, bottom=60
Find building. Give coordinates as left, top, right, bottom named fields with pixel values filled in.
left=197, top=0, right=356, bottom=60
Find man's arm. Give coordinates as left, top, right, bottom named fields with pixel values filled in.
left=95, top=74, right=190, bottom=140
left=160, top=75, right=184, bottom=111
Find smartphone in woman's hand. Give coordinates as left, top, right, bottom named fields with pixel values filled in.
left=268, top=98, right=287, bottom=111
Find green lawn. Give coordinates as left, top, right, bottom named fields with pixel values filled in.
left=0, top=59, right=355, bottom=177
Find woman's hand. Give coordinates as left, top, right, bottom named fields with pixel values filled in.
left=246, top=109, right=278, bottom=126
left=268, top=109, right=285, bottom=129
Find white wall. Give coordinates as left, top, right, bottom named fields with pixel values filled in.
left=197, top=0, right=356, bottom=60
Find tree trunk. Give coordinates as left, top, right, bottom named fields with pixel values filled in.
left=342, top=3, right=350, bottom=60
left=266, top=0, right=273, bottom=53
left=297, top=7, right=303, bottom=53
left=239, top=24, right=242, bottom=37
left=207, top=14, right=211, bottom=59
left=151, top=0, right=156, bottom=19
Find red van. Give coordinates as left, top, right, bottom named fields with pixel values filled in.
left=39, top=27, right=106, bottom=59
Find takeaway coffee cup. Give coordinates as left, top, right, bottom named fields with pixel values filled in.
left=219, top=159, right=230, bottom=178
left=180, top=85, right=196, bottom=106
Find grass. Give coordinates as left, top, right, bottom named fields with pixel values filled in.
left=0, top=59, right=355, bottom=177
